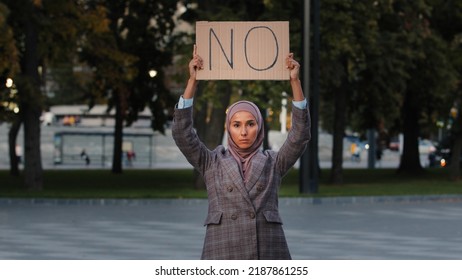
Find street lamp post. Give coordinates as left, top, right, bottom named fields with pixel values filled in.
left=299, top=0, right=320, bottom=194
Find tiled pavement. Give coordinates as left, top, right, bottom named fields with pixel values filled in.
left=0, top=196, right=461, bottom=260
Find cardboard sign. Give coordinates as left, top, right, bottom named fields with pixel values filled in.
left=195, top=21, right=290, bottom=80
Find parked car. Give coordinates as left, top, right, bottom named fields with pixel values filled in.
left=429, top=147, right=462, bottom=168
left=388, top=138, right=436, bottom=154
left=389, top=141, right=400, bottom=151
left=419, top=139, right=437, bottom=154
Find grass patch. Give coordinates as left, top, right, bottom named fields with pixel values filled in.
left=1, top=168, right=461, bottom=199
left=280, top=168, right=462, bottom=197
left=0, top=169, right=206, bottom=199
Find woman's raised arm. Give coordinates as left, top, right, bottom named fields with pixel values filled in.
left=286, top=53, right=305, bottom=102
left=183, top=45, right=203, bottom=99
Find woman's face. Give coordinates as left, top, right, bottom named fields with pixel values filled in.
left=229, top=111, right=258, bottom=149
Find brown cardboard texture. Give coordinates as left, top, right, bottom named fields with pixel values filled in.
left=195, top=21, right=289, bottom=80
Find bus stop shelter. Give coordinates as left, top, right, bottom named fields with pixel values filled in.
left=53, top=131, right=154, bottom=167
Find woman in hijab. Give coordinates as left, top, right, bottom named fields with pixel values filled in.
left=226, top=100, right=264, bottom=185
left=172, top=46, right=311, bottom=260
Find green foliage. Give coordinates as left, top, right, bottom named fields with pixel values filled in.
left=1, top=0, right=97, bottom=114
left=0, top=3, right=20, bottom=122
left=0, top=3, right=18, bottom=78
left=79, top=5, right=139, bottom=105
left=319, top=0, right=460, bottom=141
left=79, top=0, right=178, bottom=133
left=38, top=1, right=82, bottom=63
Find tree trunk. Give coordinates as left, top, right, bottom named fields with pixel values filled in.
left=398, top=91, right=423, bottom=174
left=204, top=82, right=231, bottom=148
left=8, top=117, right=22, bottom=176
left=450, top=134, right=462, bottom=181
left=22, top=1, right=43, bottom=191
left=330, top=78, right=347, bottom=184
left=112, top=89, right=125, bottom=174
left=449, top=110, right=462, bottom=181
left=22, top=102, right=43, bottom=191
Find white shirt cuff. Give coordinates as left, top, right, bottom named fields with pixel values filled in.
left=178, top=96, right=194, bottom=109
left=292, top=99, right=307, bottom=109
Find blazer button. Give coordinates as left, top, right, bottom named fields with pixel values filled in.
left=231, top=214, right=238, bottom=220
left=256, top=185, right=264, bottom=191
left=227, top=186, right=233, bottom=192
left=249, top=212, right=256, bottom=219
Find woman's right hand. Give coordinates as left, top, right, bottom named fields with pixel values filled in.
left=189, top=44, right=203, bottom=81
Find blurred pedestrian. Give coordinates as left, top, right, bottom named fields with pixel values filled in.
left=350, top=142, right=361, bottom=162
left=80, top=149, right=90, bottom=165
left=126, top=150, right=136, bottom=166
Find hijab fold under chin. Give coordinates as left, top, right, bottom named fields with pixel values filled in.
left=226, top=101, right=264, bottom=183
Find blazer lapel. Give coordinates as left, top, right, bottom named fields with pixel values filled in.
left=245, top=152, right=266, bottom=192
left=222, top=152, right=253, bottom=206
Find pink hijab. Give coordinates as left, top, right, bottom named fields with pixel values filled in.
left=226, top=101, right=264, bottom=181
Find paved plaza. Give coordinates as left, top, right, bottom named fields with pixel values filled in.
left=1, top=196, right=461, bottom=260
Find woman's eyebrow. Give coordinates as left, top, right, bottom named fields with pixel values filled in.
left=232, top=119, right=255, bottom=124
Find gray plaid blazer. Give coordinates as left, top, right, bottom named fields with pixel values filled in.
left=172, top=105, right=311, bottom=260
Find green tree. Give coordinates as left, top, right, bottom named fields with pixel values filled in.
left=81, top=0, right=177, bottom=174
left=320, top=0, right=385, bottom=184
left=319, top=0, right=458, bottom=182
left=5, top=0, right=45, bottom=190
left=380, top=1, right=458, bottom=174
left=3, top=0, right=104, bottom=189
left=79, top=1, right=138, bottom=174
left=428, top=0, right=462, bottom=180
